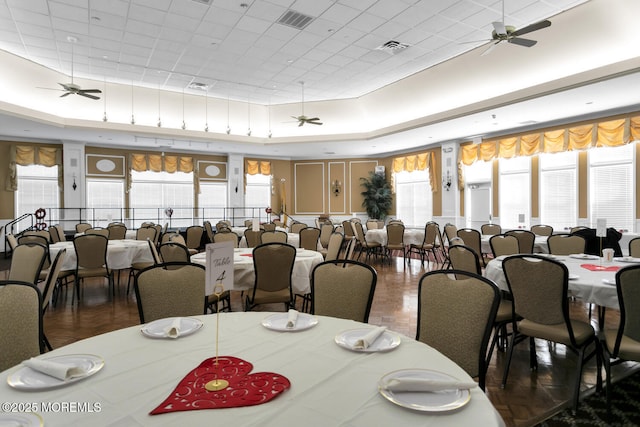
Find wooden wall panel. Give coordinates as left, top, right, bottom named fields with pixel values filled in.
left=294, top=162, right=324, bottom=214
left=86, top=154, right=125, bottom=177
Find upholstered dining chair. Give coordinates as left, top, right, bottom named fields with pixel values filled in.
left=531, top=224, right=553, bottom=236
left=134, top=262, right=206, bottom=323
left=505, top=229, right=536, bottom=254
left=23, top=230, right=51, bottom=242
left=444, top=223, right=458, bottom=244
left=299, top=227, right=321, bottom=251
left=158, top=242, right=191, bottom=264
left=408, top=222, right=441, bottom=267
left=489, top=234, right=520, bottom=258
left=481, top=224, right=502, bottom=236
left=185, top=225, right=205, bottom=255
left=86, top=227, right=109, bottom=238
left=107, top=223, right=127, bottom=240
left=48, top=224, right=65, bottom=243
left=203, top=221, right=215, bottom=244
left=547, top=234, right=586, bottom=255
left=448, top=244, right=482, bottom=276
left=245, top=243, right=296, bottom=312
left=602, top=264, right=640, bottom=415
left=457, top=228, right=485, bottom=266
left=319, top=223, right=334, bottom=249
left=17, top=235, right=51, bottom=280
left=416, top=270, right=500, bottom=391
left=352, top=221, right=382, bottom=262
left=127, top=239, right=161, bottom=295
left=290, top=222, right=308, bottom=234
left=260, top=230, right=288, bottom=244
left=384, top=222, right=406, bottom=264
left=0, top=280, right=43, bottom=372
left=8, top=243, right=47, bottom=284
left=244, top=229, right=264, bottom=248
left=321, top=232, right=344, bottom=261
left=72, top=234, right=112, bottom=303
left=311, top=260, right=377, bottom=323
left=213, top=229, right=239, bottom=248
left=244, top=219, right=253, bottom=228
left=501, top=254, right=601, bottom=410
left=75, top=222, right=92, bottom=233
left=136, top=226, right=157, bottom=242
left=261, top=223, right=276, bottom=232
left=628, top=237, right=640, bottom=258
left=6, top=233, right=18, bottom=252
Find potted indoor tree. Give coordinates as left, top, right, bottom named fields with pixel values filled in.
left=360, top=171, right=392, bottom=221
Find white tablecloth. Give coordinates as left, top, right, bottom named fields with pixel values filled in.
left=191, top=248, right=323, bottom=294
left=0, top=313, right=504, bottom=427
left=484, top=254, right=631, bottom=309
left=238, top=233, right=322, bottom=250
left=480, top=235, right=549, bottom=254
left=365, top=228, right=426, bottom=247
left=49, top=240, right=153, bottom=271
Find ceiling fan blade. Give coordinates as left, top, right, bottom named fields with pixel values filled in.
left=481, top=41, right=500, bottom=56
left=307, top=121, right=323, bottom=125
left=306, top=117, right=320, bottom=122
left=60, top=92, right=71, bottom=98
left=59, top=83, right=73, bottom=91
left=508, top=37, right=537, bottom=47
left=79, top=89, right=102, bottom=94
left=78, top=92, right=100, bottom=100
left=512, top=20, right=551, bottom=37
left=492, top=21, right=507, bottom=36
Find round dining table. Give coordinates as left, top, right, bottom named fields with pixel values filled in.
left=0, top=312, right=504, bottom=427
left=48, top=240, right=153, bottom=272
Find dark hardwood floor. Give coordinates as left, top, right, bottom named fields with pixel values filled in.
left=3, top=253, right=636, bottom=426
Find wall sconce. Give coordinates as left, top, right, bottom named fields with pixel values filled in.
left=443, top=170, right=452, bottom=191
left=332, top=179, right=342, bottom=197
left=72, top=174, right=77, bottom=191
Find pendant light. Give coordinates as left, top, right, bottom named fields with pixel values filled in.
left=204, top=90, right=209, bottom=132
left=130, top=81, right=135, bottom=125
left=246, top=96, right=251, bottom=136
left=181, top=89, right=186, bottom=130
left=226, top=93, right=231, bottom=134
left=157, top=86, right=162, bottom=127
left=102, top=76, right=107, bottom=122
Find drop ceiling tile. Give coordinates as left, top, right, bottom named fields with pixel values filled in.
left=366, top=0, right=411, bottom=19
left=263, top=22, right=299, bottom=41
left=91, top=0, right=129, bottom=18
left=6, top=0, right=48, bottom=14
left=370, top=20, right=407, bottom=41
left=347, top=12, right=386, bottom=33
left=90, top=12, right=127, bottom=32
left=339, top=44, right=370, bottom=60
left=336, top=0, right=376, bottom=11
left=124, top=19, right=161, bottom=38
left=304, top=17, right=341, bottom=37
left=48, top=1, right=88, bottom=23
left=21, top=34, right=57, bottom=50
left=128, top=3, right=167, bottom=25
left=246, top=1, right=287, bottom=21
left=10, top=8, right=51, bottom=27
left=131, top=0, right=171, bottom=12
left=88, top=25, right=123, bottom=42
left=288, top=0, right=332, bottom=17
left=168, top=0, right=209, bottom=19
left=202, top=7, right=243, bottom=26
left=15, top=22, right=54, bottom=39
left=235, top=15, right=273, bottom=35
left=163, top=13, right=201, bottom=32
left=158, top=27, right=192, bottom=43
left=321, top=3, right=360, bottom=25
left=440, top=1, right=484, bottom=22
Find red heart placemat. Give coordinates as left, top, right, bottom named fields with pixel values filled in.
left=580, top=264, right=621, bottom=272
left=150, top=356, right=290, bottom=415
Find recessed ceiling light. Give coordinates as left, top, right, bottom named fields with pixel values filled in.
left=91, top=16, right=101, bottom=22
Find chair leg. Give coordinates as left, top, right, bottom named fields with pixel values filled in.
left=529, top=337, right=538, bottom=370
left=43, top=333, right=52, bottom=351
left=572, top=347, right=587, bottom=411
left=501, top=329, right=518, bottom=388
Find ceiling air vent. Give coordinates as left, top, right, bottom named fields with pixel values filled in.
left=188, top=82, right=209, bottom=91
left=191, top=0, right=213, bottom=5
left=277, top=10, right=314, bottom=30
left=375, top=40, right=410, bottom=54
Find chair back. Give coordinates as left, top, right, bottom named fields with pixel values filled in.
left=448, top=244, right=482, bottom=275
left=352, top=221, right=367, bottom=244
left=366, top=219, right=379, bottom=230
left=244, top=229, right=264, bottom=248
left=6, top=233, right=18, bottom=251
left=244, top=219, right=253, bottom=228
left=86, top=227, right=109, bottom=237
left=311, top=260, right=377, bottom=323
left=158, top=242, right=191, bottom=264
left=423, top=222, right=440, bottom=247
left=213, top=230, right=239, bottom=248
left=547, top=234, right=586, bottom=255
left=342, top=220, right=355, bottom=238
left=17, top=235, right=50, bottom=266
left=107, top=224, right=127, bottom=240
left=319, top=223, right=334, bottom=249
left=136, top=226, right=157, bottom=242
left=0, top=280, right=43, bottom=372
left=148, top=239, right=162, bottom=264
left=386, top=223, right=405, bottom=248
left=39, top=249, right=66, bottom=313
left=490, top=234, right=519, bottom=257
left=457, top=228, right=482, bottom=259
left=49, top=225, right=65, bottom=243
left=444, top=223, right=458, bottom=243
left=74, top=234, right=109, bottom=270
left=505, top=229, right=536, bottom=253
left=481, top=224, right=502, bottom=236
left=22, top=230, right=51, bottom=242
left=75, top=222, right=92, bottom=233
left=9, top=243, right=47, bottom=284
left=417, top=270, right=499, bottom=389
left=262, top=223, right=276, bottom=232
left=290, top=222, right=307, bottom=234
left=154, top=224, right=164, bottom=245
left=134, top=262, right=206, bottom=323
left=570, top=226, right=588, bottom=234
left=204, top=221, right=215, bottom=243
left=531, top=224, right=553, bottom=236
left=249, top=243, right=296, bottom=306
left=324, top=232, right=344, bottom=261
left=260, top=230, right=288, bottom=244
left=610, top=265, right=640, bottom=357
left=169, top=233, right=187, bottom=246
left=629, top=237, right=640, bottom=258
left=185, top=226, right=204, bottom=251
left=216, top=221, right=231, bottom=232
left=299, top=227, right=321, bottom=250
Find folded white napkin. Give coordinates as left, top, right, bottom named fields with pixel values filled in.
left=164, top=318, right=182, bottom=338
left=353, top=326, right=387, bottom=350
left=383, top=377, right=477, bottom=393
left=286, top=309, right=298, bottom=329
left=23, top=358, right=87, bottom=381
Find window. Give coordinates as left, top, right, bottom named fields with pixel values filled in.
left=244, top=174, right=271, bottom=220
left=199, top=182, right=228, bottom=220
left=539, top=151, right=577, bottom=231
left=499, top=157, right=531, bottom=229
left=394, top=169, right=432, bottom=228
left=15, top=164, right=59, bottom=230
left=129, top=170, right=194, bottom=228
left=589, top=144, right=634, bottom=231
left=86, top=179, right=125, bottom=225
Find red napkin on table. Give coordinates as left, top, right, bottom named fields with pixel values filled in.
left=580, top=264, right=620, bottom=272
left=240, top=254, right=253, bottom=257
left=150, top=356, right=290, bottom=415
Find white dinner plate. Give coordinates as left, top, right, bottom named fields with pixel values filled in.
left=568, top=274, right=579, bottom=280
left=569, top=254, right=600, bottom=260
left=378, top=369, right=471, bottom=412
left=141, top=317, right=203, bottom=339
left=602, top=278, right=616, bottom=286
left=335, top=329, right=401, bottom=353
left=261, top=313, right=318, bottom=332
left=614, top=256, right=640, bottom=263
left=8, top=354, right=104, bottom=391
left=0, top=412, right=43, bottom=427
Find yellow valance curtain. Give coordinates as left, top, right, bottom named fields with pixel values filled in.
left=460, top=114, right=639, bottom=167
left=392, top=152, right=437, bottom=192
left=246, top=160, right=271, bottom=176
left=6, top=145, right=62, bottom=191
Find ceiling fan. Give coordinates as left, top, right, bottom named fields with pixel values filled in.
left=292, top=81, right=322, bottom=126
left=480, top=1, right=551, bottom=56
left=40, top=36, right=102, bottom=100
